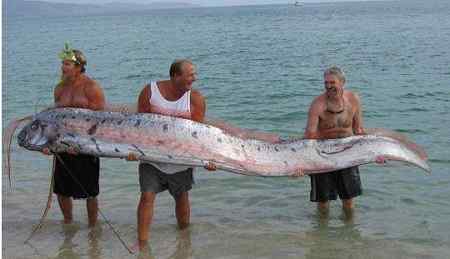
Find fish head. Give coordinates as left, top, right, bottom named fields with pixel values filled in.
left=17, top=119, right=60, bottom=151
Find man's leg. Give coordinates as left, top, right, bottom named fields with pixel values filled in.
left=137, top=192, right=156, bottom=243
left=311, top=172, right=334, bottom=216
left=342, top=198, right=354, bottom=211
left=341, top=199, right=355, bottom=222
left=175, top=192, right=190, bottom=229
left=338, top=167, right=361, bottom=213
left=342, top=198, right=353, bottom=209
left=57, top=194, right=73, bottom=224
left=318, top=201, right=330, bottom=214
left=87, top=197, right=98, bottom=227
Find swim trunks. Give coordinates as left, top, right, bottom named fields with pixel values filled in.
left=310, top=166, right=362, bottom=202
left=53, top=153, right=100, bottom=199
left=139, top=163, right=193, bottom=197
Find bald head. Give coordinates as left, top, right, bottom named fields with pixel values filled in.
left=170, top=59, right=194, bottom=78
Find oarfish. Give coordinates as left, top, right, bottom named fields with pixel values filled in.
left=10, top=108, right=430, bottom=177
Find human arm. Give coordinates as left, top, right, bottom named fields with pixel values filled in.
left=85, top=81, right=105, bottom=111
left=190, top=89, right=206, bottom=123
left=351, top=93, right=385, bottom=163
left=352, top=92, right=365, bottom=135
left=137, top=84, right=152, bottom=113
left=53, top=83, right=64, bottom=108
left=303, top=98, right=321, bottom=139
left=40, top=84, right=64, bottom=155
left=190, top=89, right=216, bottom=171
left=125, top=85, right=152, bottom=161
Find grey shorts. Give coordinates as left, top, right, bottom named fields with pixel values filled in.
left=310, top=166, right=362, bottom=202
left=138, top=163, right=194, bottom=197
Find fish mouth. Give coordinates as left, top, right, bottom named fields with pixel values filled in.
left=17, top=129, right=47, bottom=150
left=17, top=120, right=54, bottom=151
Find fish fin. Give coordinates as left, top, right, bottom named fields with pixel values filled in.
left=206, top=118, right=281, bottom=143
left=104, top=103, right=138, bottom=113
left=3, top=115, right=33, bottom=189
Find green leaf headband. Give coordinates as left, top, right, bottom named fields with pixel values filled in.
left=58, top=42, right=80, bottom=65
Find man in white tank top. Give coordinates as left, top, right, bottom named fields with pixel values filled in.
left=128, top=59, right=216, bottom=249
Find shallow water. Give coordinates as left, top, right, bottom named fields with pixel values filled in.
left=3, top=1, right=450, bottom=258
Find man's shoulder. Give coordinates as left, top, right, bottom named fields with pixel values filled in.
left=83, top=76, right=102, bottom=90
left=54, top=81, right=64, bottom=91
left=311, top=94, right=326, bottom=107
left=307, top=94, right=326, bottom=116
left=190, top=89, right=204, bottom=100
left=344, top=90, right=361, bottom=103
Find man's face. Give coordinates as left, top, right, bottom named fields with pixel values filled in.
left=175, top=63, right=197, bottom=91
left=61, top=60, right=80, bottom=79
left=324, top=74, right=344, bottom=98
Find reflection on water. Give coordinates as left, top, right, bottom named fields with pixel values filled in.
left=46, top=224, right=103, bottom=259
left=138, top=229, right=192, bottom=259
left=87, top=226, right=103, bottom=259
left=168, top=229, right=193, bottom=259
left=304, top=208, right=364, bottom=259
left=54, top=224, right=82, bottom=259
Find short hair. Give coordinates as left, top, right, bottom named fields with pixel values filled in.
left=169, top=59, right=193, bottom=78
left=73, top=49, right=87, bottom=73
left=324, top=66, right=345, bottom=84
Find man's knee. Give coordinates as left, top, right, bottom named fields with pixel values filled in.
left=342, top=198, right=353, bottom=209
left=318, top=201, right=329, bottom=210
left=58, top=194, right=71, bottom=201
left=139, top=192, right=156, bottom=206
left=174, top=192, right=189, bottom=204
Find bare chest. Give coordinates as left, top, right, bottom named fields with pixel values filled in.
left=318, top=106, right=354, bottom=130
left=56, top=85, right=89, bottom=108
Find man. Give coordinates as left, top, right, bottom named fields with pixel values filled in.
left=304, top=66, right=368, bottom=213
left=127, top=59, right=215, bottom=247
left=43, top=44, right=105, bottom=227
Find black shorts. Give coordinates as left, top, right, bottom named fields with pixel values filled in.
left=139, top=163, right=193, bottom=198
left=53, top=153, right=100, bottom=199
left=310, top=166, right=362, bottom=202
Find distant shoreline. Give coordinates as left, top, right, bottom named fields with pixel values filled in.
left=5, top=0, right=399, bottom=18
left=5, top=0, right=201, bottom=18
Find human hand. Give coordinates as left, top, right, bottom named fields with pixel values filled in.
left=204, top=161, right=217, bottom=171
left=66, top=146, right=79, bottom=155
left=289, top=168, right=305, bottom=178
left=126, top=152, right=139, bottom=161
left=375, top=155, right=387, bottom=164
left=41, top=147, right=52, bottom=155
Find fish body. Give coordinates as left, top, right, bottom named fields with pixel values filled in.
left=15, top=108, right=430, bottom=176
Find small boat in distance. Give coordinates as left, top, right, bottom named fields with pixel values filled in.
left=294, top=1, right=303, bottom=7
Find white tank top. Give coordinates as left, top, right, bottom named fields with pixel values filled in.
left=144, top=81, right=192, bottom=174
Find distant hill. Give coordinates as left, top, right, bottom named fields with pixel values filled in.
left=4, top=0, right=199, bottom=18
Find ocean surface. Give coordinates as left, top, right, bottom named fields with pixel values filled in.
left=3, top=0, right=450, bottom=258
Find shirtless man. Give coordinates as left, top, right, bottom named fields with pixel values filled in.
left=127, top=59, right=215, bottom=248
left=44, top=45, right=105, bottom=227
left=304, top=66, right=366, bottom=213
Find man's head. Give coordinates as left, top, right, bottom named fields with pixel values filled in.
left=323, top=66, right=345, bottom=99
left=170, top=59, right=197, bottom=91
left=59, top=43, right=87, bottom=80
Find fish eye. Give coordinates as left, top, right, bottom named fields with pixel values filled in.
left=30, top=121, right=39, bottom=130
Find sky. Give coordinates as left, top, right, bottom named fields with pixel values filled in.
left=40, top=0, right=376, bottom=7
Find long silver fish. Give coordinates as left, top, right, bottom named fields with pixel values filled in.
left=11, top=108, right=430, bottom=177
